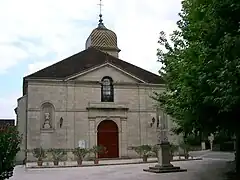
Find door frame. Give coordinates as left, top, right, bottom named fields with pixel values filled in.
left=88, top=117, right=128, bottom=158
left=97, top=120, right=119, bottom=158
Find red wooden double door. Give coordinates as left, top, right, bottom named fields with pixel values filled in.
left=97, top=120, right=119, bottom=158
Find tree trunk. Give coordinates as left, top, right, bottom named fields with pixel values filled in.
left=236, top=133, right=240, bottom=177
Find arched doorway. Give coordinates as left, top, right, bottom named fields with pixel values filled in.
left=97, top=120, right=119, bottom=158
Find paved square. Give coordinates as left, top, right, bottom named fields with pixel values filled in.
left=10, top=159, right=231, bottom=180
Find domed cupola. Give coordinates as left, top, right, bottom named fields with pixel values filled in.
left=85, top=14, right=121, bottom=58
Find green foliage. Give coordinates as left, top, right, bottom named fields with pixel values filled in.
left=32, top=147, right=47, bottom=161
left=155, top=0, right=240, bottom=137
left=184, top=134, right=201, bottom=146
left=179, top=140, right=191, bottom=152
left=72, top=148, right=90, bottom=160
left=0, top=126, right=22, bottom=180
left=90, top=145, right=106, bottom=158
left=48, top=148, right=66, bottom=161
left=179, top=139, right=191, bottom=159
left=169, top=143, right=179, bottom=156
left=133, top=145, right=153, bottom=157
left=151, top=145, right=160, bottom=158
left=214, top=130, right=234, bottom=144
left=155, top=0, right=240, bottom=171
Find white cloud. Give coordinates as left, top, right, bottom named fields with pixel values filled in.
left=0, top=92, right=21, bottom=119
left=26, top=60, right=57, bottom=76
left=0, top=0, right=181, bottom=74
left=0, top=45, right=29, bottom=73
left=0, top=0, right=96, bottom=73
left=0, top=0, right=182, bottom=118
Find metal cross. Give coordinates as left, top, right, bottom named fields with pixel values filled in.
left=98, top=0, right=103, bottom=15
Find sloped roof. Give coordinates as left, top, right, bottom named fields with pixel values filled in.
left=24, top=48, right=164, bottom=94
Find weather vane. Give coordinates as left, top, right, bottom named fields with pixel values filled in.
left=98, top=0, right=103, bottom=15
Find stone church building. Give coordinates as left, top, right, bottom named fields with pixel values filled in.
left=16, top=15, right=179, bottom=162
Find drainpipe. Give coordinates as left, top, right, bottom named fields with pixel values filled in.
left=73, top=82, right=76, bottom=148
left=25, top=91, right=28, bottom=165
left=138, top=84, right=142, bottom=145
left=65, top=82, right=68, bottom=149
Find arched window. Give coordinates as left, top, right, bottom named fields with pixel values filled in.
left=101, top=77, right=114, bottom=102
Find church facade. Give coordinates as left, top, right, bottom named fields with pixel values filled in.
left=16, top=16, right=179, bottom=162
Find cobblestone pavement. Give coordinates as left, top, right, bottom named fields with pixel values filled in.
left=10, top=159, right=231, bottom=180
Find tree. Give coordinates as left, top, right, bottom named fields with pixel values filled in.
left=154, top=0, right=240, bottom=175
left=0, top=125, right=22, bottom=180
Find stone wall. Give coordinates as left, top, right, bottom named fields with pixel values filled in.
left=25, top=80, right=166, bottom=158
left=19, top=63, right=182, bottom=159
left=16, top=95, right=27, bottom=162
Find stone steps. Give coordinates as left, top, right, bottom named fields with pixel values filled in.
left=143, top=165, right=187, bottom=173
left=149, top=165, right=180, bottom=170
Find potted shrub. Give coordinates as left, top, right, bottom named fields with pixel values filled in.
left=90, top=145, right=106, bottom=164
left=133, top=145, right=152, bottom=162
left=151, top=144, right=160, bottom=158
left=72, top=147, right=90, bottom=166
left=32, top=147, right=47, bottom=166
left=48, top=148, right=66, bottom=166
left=179, top=141, right=190, bottom=159
left=169, top=143, right=179, bottom=161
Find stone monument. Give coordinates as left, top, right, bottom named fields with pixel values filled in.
left=208, top=134, right=214, bottom=151
left=143, top=111, right=187, bottom=173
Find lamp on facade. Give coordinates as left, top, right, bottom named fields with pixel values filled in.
left=60, top=117, right=63, bottom=128
left=149, top=117, right=155, bottom=127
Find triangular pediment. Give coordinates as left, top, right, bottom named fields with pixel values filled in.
left=66, top=62, right=145, bottom=83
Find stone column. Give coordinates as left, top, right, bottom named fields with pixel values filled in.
left=208, top=134, right=214, bottom=151
left=89, top=119, right=96, bottom=148
left=201, top=142, right=206, bottom=150
left=121, top=119, right=128, bottom=157
left=201, top=132, right=206, bottom=150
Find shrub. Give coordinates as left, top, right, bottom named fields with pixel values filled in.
left=72, top=148, right=90, bottom=165
left=151, top=144, right=160, bottom=158
left=90, top=145, right=106, bottom=159
left=0, top=125, right=22, bottom=180
left=32, top=147, right=47, bottom=161
left=133, top=145, right=153, bottom=157
left=72, top=147, right=89, bottom=160
left=48, top=149, right=66, bottom=161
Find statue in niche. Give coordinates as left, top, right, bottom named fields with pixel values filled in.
left=41, top=102, right=54, bottom=130
left=43, top=112, right=52, bottom=129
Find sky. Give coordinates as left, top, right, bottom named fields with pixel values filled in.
left=0, top=0, right=182, bottom=119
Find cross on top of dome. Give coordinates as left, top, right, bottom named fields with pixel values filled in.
left=85, top=0, right=121, bottom=58
left=97, top=0, right=105, bottom=28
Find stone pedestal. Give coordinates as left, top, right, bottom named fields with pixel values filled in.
left=208, top=134, right=214, bottom=151
left=201, top=142, right=206, bottom=150
left=210, top=142, right=213, bottom=151
left=143, top=142, right=187, bottom=173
